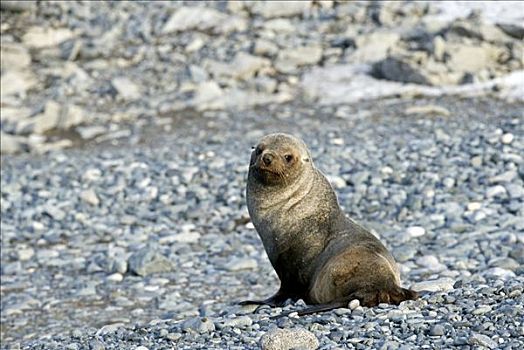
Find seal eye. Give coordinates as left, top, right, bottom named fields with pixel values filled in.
left=256, top=148, right=263, bottom=155
left=284, top=154, right=293, bottom=163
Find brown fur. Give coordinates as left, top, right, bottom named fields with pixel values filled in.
left=242, top=133, right=418, bottom=314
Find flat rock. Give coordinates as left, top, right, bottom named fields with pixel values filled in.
left=1, top=43, right=32, bottom=70
left=128, top=247, right=174, bottom=276
left=0, top=70, right=37, bottom=97
left=224, top=258, right=258, bottom=271
left=0, top=132, right=26, bottom=154
left=468, top=333, right=498, bottom=349
left=162, top=7, right=247, bottom=34
left=22, top=27, right=75, bottom=49
left=411, top=278, right=454, bottom=292
left=80, top=189, right=100, bottom=206
left=276, top=46, right=323, bottom=72
left=205, top=52, right=270, bottom=81
left=249, top=1, right=311, bottom=18
left=350, top=32, right=400, bottom=63
left=111, top=77, right=141, bottom=101
left=260, top=328, right=319, bottom=350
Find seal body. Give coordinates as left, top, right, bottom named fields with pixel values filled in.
left=244, top=133, right=417, bottom=308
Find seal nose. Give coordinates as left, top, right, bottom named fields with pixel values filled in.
left=262, top=153, right=274, bottom=166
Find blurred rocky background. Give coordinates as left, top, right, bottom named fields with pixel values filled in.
left=1, top=0, right=523, bottom=154
left=1, top=2, right=524, bottom=349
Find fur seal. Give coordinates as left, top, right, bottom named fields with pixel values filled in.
left=241, top=133, right=418, bottom=314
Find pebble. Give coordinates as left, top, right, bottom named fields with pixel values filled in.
left=406, top=226, right=426, bottom=238
left=348, top=299, right=360, bottom=310
left=500, top=133, right=514, bottom=144
left=80, top=189, right=99, bottom=206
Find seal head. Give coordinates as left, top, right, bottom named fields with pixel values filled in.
left=249, top=133, right=311, bottom=187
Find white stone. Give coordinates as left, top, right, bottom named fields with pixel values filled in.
left=22, top=27, right=74, bottom=49
left=250, top=1, right=311, bottom=18
left=106, top=273, right=124, bottom=282
left=162, top=7, right=246, bottom=34
left=1, top=42, right=31, bottom=70
left=411, top=278, right=454, bottom=292
left=501, top=133, right=514, bottom=144
left=406, top=226, right=426, bottom=238
left=111, top=77, right=141, bottom=101
left=467, top=202, right=482, bottom=211
left=0, top=70, right=37, bottom=97
left=348, top=299, right=360, bottom=310
left=0, top=132, right=26, bottom=154
left=80, top=189, right=100, bottom=206
left=224, top=258, right=258, bottom=271
left=486, top=185, right=507, bottom=198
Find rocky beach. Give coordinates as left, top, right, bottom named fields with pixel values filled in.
left=1, top=1, right=523, bottom=349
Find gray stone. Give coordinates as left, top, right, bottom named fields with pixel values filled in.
left=486, top=185, right=507, bottom=198
left=275, top=46, right=323, bottom=72
left=162, top=7, right=247, bottom=34
left=497, top=23, right=524, bottom=39
left=43, top=206, right=66, bottom=221
left=128, top=247, right=174, bottom=276
left=350, top=32, right=400, bottom=63
left=221, top=315, right=253, bottom=328
left=191, top=81, right=225, bottom=111
left=249, top=1, right=311, bottom=18
left=468, top=333, right=498, bottom=349
left=111, top=77, right=141, bottom=101
left=429, top=324, right=445, bottom=336
left=488, top=170, right=517, bottom=184
left=260, top=328, right=319, bottom=350
left=181, top=317, right=215, bottom=333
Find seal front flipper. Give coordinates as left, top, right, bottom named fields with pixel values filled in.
left=239, top=291, right=294, bottom=307
left=271, top=298, right=352, bottom=319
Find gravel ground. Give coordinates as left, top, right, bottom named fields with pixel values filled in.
left=1, top=96, right=523, bottom=349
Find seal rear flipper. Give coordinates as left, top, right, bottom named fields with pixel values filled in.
left=358, top=287, right=419, bottom=307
